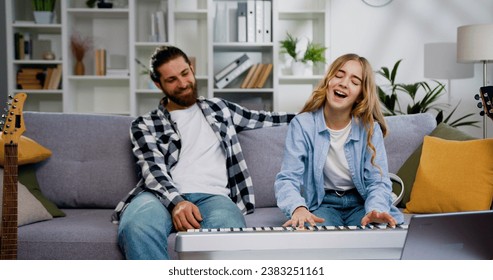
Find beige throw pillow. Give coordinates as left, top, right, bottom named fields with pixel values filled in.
left=0, top=169, right=53, bottom=226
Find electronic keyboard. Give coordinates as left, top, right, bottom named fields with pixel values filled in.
left=175, top=224, right=408, bottom=260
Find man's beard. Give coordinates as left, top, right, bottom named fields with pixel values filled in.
left=164, top=82, right=198, bottom=108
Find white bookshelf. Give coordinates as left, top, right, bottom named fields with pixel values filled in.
left=5, top=0, right=329, bottom=115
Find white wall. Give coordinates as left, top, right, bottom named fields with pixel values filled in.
left=329, top=0, right=493, bottom=138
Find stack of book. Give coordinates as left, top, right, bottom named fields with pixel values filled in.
left=215, top=54, right=253, bottom=89
left=16, top=67, right=44, bottom=89
left=240, top=63, right=273, bottom=89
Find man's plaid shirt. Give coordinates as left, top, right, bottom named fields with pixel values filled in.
left=112, top=97, right=294, bottom=223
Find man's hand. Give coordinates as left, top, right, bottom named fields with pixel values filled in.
left=361, top=210, right=396, bottom=228
left=283, top=206, right=325, bottom=228
left=172, top=201, right=203, bottom=231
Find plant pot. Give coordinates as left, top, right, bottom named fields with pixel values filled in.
left=291, top=61, right=313, bottom=76
left=33, top=11, right=55, bottom=24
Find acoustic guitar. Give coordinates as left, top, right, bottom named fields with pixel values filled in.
left=0, top=93, right=27, bottom=260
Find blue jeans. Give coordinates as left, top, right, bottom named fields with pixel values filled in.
left=117, top=192, right=246, bottom=260
left=311, top=191, right=366, bottom=226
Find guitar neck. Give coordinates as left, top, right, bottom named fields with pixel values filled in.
left=0, top=143, right=18, bottom=260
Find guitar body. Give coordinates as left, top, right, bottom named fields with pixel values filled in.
left=0, top=93, right=27, bottom=260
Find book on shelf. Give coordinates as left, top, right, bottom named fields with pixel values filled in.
left=95, top=49, right=107, bottom=76
left=214, top=53, right=249, bottom=82
left=246, top=63, right=264, bottom=88
left=237, top=2, right=247, bottom=42
left=246, top=0, right=255, bottom=43
left=37, top=65, right=63, bottom=90
left=263, top=0, right=272, bottom=42
left=43, top=67, right=53, bottom=89
left=14, top=32, right=24, bottom=60
left=240, top=63, right=273, bottom=89
left=215, top=57, right=254, bottom=89
left=240, top=64, right=258, bottom=88
left=14, top=32, right=33, bottom=60
left=47, top=64, right=62, bottom=90
left=23, top=33, right=32, bottom=60
left=255, top=63, right=273, bottom=88
left=255, top=0, right=264, bottom=43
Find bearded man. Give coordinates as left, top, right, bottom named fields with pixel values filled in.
left=112, top=45, right=294, bottom=260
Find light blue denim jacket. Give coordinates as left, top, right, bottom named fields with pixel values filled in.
left=274, top=108, right=404, bottom=224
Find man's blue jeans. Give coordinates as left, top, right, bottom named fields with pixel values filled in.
left=118, top=192, right=246, bottom=260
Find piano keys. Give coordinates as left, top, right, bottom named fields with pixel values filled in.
left=175, top=224, right=408, bottom=260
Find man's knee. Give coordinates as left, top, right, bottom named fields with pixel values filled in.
left=118, top=192, right=171, bottom=237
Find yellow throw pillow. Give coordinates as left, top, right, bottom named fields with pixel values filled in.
left=0, top=133, right=52, bottom=166
left=405, top=136, right=493, bottom=213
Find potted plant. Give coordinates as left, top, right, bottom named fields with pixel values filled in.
left=32, top=0, right=56, bottom=24
left=280, top=32, right=327, bottom=76
left=377, top=59, right=479, bottom=128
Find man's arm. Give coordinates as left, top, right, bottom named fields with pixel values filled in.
left=130, top=117, right=186, bottom=214
left=222, top=99, right=296, bottom=131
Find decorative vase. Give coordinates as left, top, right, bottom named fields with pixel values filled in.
left=291, top=61, right=313, bottom=76
left=33, top=11, right=55, bottom=24
left=74, top=60, right=85, bottom=75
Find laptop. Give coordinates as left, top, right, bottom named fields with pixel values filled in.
left=400, top=210, right=493, bottom=260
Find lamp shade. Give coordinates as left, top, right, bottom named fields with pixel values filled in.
left=457, top=24, right=493, bottom=62
left=424, top=42, right=473, bottom=79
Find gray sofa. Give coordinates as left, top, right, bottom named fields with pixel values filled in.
left=18, top=111, right=436, bottom=260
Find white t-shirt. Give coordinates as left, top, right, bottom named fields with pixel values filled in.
left=169, top=104, right=229, bottom=197
left=323, top=121, right=355, bottom=191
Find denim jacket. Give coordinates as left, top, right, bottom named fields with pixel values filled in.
left=274, top=108, right=404, bottom=224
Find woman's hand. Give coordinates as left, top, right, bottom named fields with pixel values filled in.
left=361, top=210, right=396, bottom=228
left=283, top=206, right=325, bottom=228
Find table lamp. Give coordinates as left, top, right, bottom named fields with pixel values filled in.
left=457, top=23, right=493, bottom=138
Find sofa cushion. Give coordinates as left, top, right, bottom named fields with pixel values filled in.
left=383, top=113, right=436, bottom=174
left=23, top=112, right=138, bottom=208
left=18, top=209, right=123, bottom=260
left=404, top=136, right=493, bottom=213
left=0, top=168, right=53, bottom=226
left=238, top=125, right=288, bottom=208
left=396, top=123, right=476, bottom=208
left=0, top=134, right=52, bottom=166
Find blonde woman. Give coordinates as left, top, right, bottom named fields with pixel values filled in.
left=275, top=53, right=403, bottom=228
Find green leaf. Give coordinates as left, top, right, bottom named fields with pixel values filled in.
left=376, top=59, right=478, bottom=129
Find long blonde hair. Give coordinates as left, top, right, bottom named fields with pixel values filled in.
left=300, top=53, right=387, bottom=167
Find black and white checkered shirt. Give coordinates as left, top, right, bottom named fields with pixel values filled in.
left=112, top=97, right=294, bottom=223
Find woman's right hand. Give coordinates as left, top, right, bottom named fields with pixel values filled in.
left=283, top=206, right=325, bottom=228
